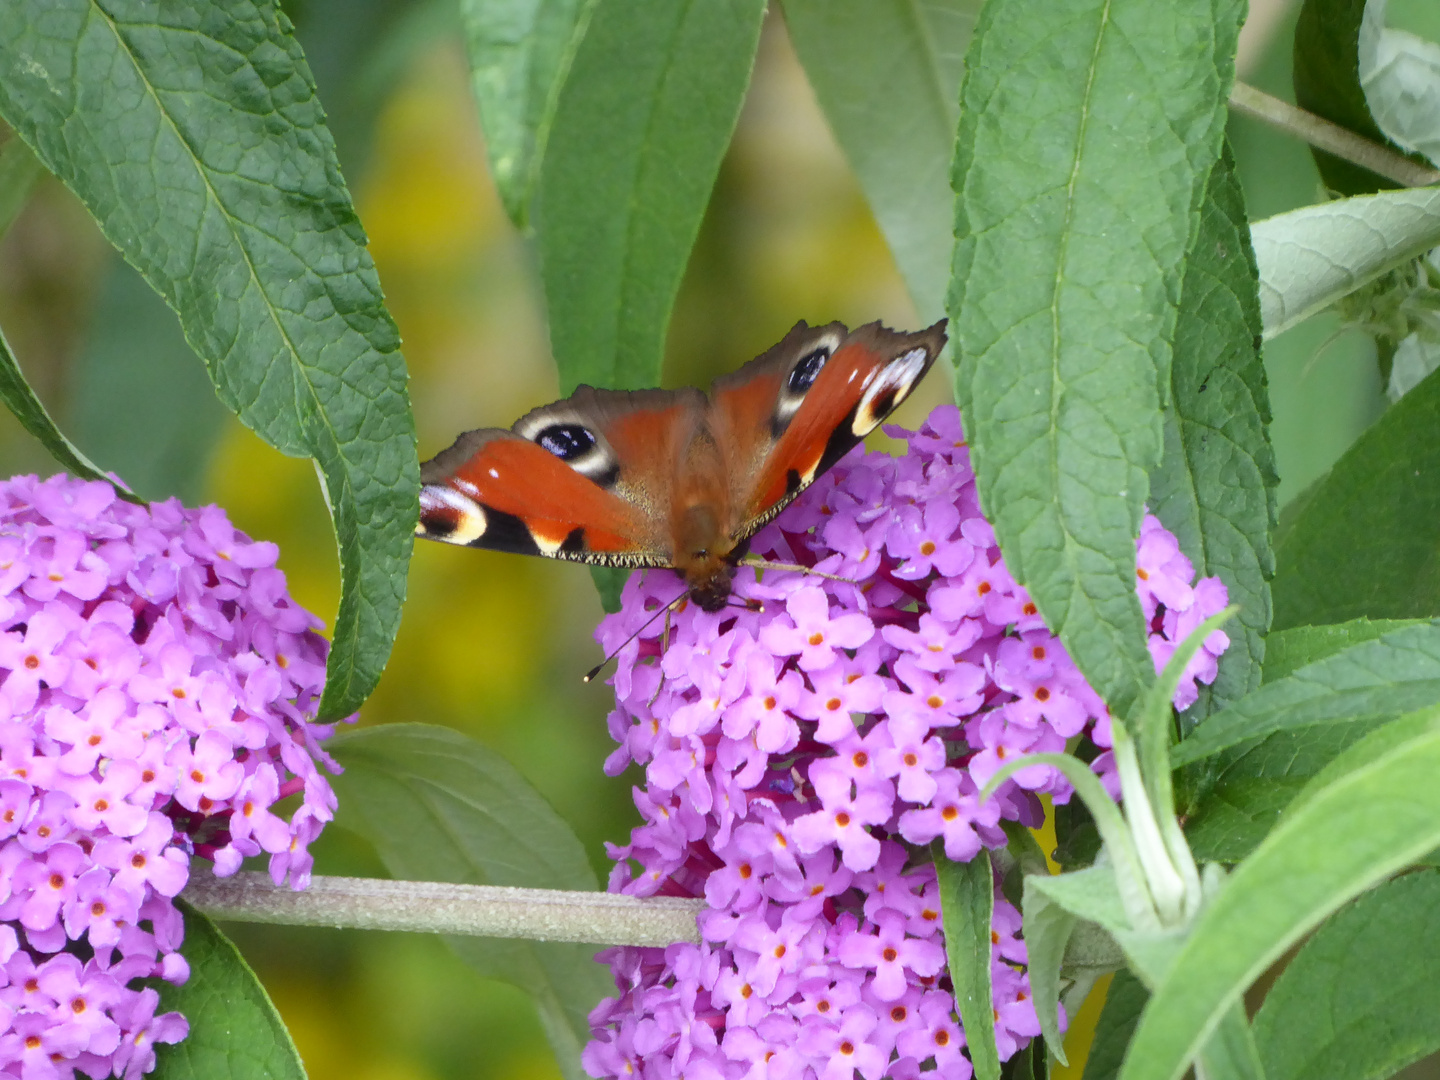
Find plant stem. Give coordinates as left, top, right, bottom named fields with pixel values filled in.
left=1229, top=81, right=1440, bottom=189
left=184, top=873, right=704, bottom=947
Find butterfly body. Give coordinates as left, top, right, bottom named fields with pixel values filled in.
left=417, top=319, right=948, bottom=609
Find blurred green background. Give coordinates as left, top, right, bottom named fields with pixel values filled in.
left=0, top=0, right=1428, bottom=1076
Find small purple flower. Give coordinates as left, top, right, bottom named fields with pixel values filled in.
left=837, top=910, right=946, bottom=1002
left=0, top=474, right=348, bottom=1078
left=875, top=713, right=946, bottom=804
left=896, top=992, right=970, bottom=1077
left=896, top=770, right=999, bottom=863
left=759, top=587, right=875, bottom=672
left=723, top=651, right=806, bottom=752
left=795, top=1002, right=887, bottom=1080
left=732, top=909, right=824, bottom=998
left=63, top=867, right=139, bottom=948
left=223, top=764, right=295, bottom=857
left=792, top=767, right=893, bottom=872
left=45, top=690, right=145, bottom=777
left=64, top=760, right=149, bottom=837
left=795, top=656, right=887, bottom=744
left=110, top=988, right=187, bottom=1080
left=992, top=964, right=1045, bottom=1061
left=169, top=731, right=244, bottom=813
left=0, top=613, right=73, bottom=712
left=584, top=407, right=1231, bottom=1078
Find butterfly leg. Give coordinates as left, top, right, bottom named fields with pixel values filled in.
left=740, top=555, right=859, bottom=586
left=645, top=604, right=674, bottom=708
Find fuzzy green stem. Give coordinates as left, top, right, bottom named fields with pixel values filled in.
left=1229, top=81, right=1440, bottom=188
left=184, top=873, right=704, bottom=947
left=1111, top=727, right=1188, bottom=926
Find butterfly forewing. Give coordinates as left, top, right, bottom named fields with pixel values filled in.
left=708, top=322, right=847, bottom=536
left=418, top=386, right=715, bottom=569
left=730, top=320, right=946, bottom=534
left=418, top=428, right=668, bottom=567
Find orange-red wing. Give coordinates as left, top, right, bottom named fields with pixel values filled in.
left=520, top=386, right=705, bottom=523
left=417, top=429, right=668, bottom=567
left=709, top=321, right=844, bottom=537
left=723, top=320, right=946, bottom=532
left=418, top=385, right=710, bottom=568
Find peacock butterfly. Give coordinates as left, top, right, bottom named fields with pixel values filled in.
left=416, top=318, right=947, bottom=610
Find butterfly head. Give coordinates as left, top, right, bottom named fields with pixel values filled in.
left=685, top=564, right=737, bottom=613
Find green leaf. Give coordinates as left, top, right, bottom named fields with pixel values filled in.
left=1010, top=1038, right=1049, bottom=1080
left=0, top=131, right=42, bottom=237
left=461, top=0, right=595, bottom=227
left=1126, top=609, right=1233, bottom=917
left=984, top=752, right=1154, bottom=928
left=328, top=724, right=601, bottom=889
left=1020, top=874, right=1077, bottom=1066
left=948, top=0, right=1244, bottom=720
left=1261, top=618, right=1428, bottom=682
left=0, top=0, right=417, bottom=721
left=0, top=321, right=134, bottom=497
left=291, top=0, right=448, bottom=177
left=67, top=259, right=229, bottom=503
left=1052, top=792, right=1101, bottom=871
left=999, top=819, right=1053, bottom=908
left=1058, top=921, right=1125, bottom=1029
left=1119, top=706, right=1440, bottom=1080
left=153, top=902, right=305, bottom=1080
left=1196, top=1006, right=1267, bottom=1080
left=1271, top=361, right=1440, bottom=628
left=1251, top=187, right=1440, bottom=339
left=936, top=850, right=1000, bottom=1080
left=1293, top=0, right=1428, bottom=194
left=1183, top=720, right=1385, bottom=863
left=1253, top=871, right=1440, bottom=1080
left=1136, top=608, right=1237, bottom=824
left=1184, top=620, right=1431, bottom=860
left=1148, top=145, right=1274, bottom=729
left=1022, top=866, right=1185, bottom=986
left=783, top=0, right=978, bottom=323
left=1082, top=970, right=1148, bottom=1080
left=1171, top=619, right=1440, bottom=767
left=536, top=0, right=765, bottom=394
left=1361, top=10, right=1440, bottom=168
left=328, top=724, right=612, bottom=1080
left=589, top=565, right=628, bottom=615
left=1387, top=327, right=1440, bottom=404
left=1281, top=703, right=1440, bottom=823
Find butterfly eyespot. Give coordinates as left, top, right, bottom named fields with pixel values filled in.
left=535, top=423, right=596, bottom=460
left=787, top=347, right=830, bottom=394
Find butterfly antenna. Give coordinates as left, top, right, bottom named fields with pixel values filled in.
left=583, top=590, right=689, bottom=683
left=741, top=556, right=859, bottom=586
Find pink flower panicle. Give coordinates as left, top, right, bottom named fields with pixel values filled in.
left=0, top=475, right=346, bottom=1079
left=584, top=406, right=1229, bottom=1079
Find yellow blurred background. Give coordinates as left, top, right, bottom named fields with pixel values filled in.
left=0, top=2, right=1404, bottom=1076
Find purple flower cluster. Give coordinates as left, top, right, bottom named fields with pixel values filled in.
left=0, top=475, right=344, bottom=1079
left=583, top=407, right=1229, bottom=1079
